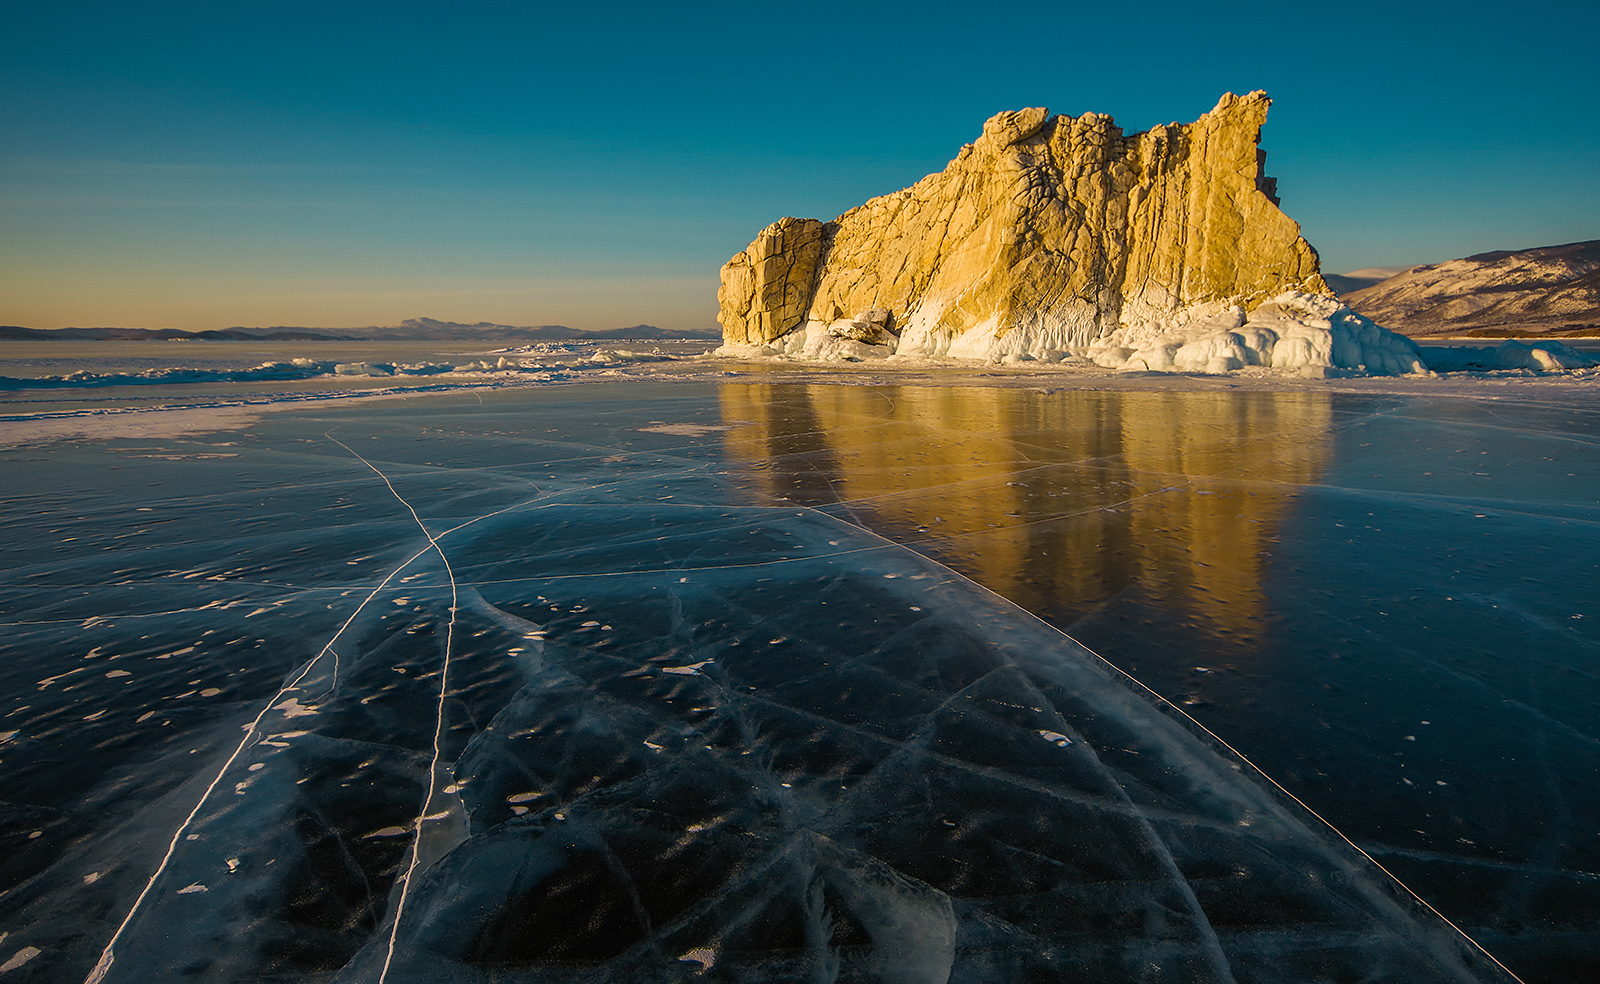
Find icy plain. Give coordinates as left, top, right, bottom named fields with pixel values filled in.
left=1, top=379, right=1596, bottom=983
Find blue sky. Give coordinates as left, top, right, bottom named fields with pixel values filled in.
left=3, top=0, right=1596, bottom=330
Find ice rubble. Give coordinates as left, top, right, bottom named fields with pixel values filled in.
left=0, top=359, right=339, bottom=389
left=1082, top=293, right=1429, bottom=376
left=0, top=349, right=682, bottom=394
left=589, top=348, right=676, bottom=363
left=716, top=291, right=1591, bottom=377
left=1416, top=338, right=1597, bottom=372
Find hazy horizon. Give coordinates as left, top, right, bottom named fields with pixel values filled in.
left=0, top=313, right=718, bottom=333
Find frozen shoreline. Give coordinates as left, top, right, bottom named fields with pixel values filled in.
left=3, top=352, right=1599, bottom=447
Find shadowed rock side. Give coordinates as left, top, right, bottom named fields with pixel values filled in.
left=719, top=92, right=1334, bottom=363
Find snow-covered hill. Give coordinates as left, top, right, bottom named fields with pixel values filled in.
left=1342, top=241, right=1600, bottom=336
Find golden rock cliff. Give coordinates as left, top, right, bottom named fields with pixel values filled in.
left=718, top=92, right=1330, bottom=358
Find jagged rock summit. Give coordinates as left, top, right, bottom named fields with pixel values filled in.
left=717, top=92, right=1430, bottom=375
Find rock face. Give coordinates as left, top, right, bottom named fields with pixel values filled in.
left=718, top=92, right=1337, bottom=362
left=717, top=217, right=828, bottom=346
left=1342, top=241, right=1600, bottom=336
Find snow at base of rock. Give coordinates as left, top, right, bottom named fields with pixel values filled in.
left=714, top=320, right=894, bottom=362
left=719, top=292, right=1446, bottom=376
left=1089, top=293, right=1429, bottom=376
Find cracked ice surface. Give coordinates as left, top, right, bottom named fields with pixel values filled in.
left=0, top=382, right=1570, bottom=982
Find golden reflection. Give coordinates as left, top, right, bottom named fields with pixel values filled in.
left=718, top=382, right=1332, bottom=638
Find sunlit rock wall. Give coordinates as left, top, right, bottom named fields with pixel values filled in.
left=718, top=92, right=1330, bottom=359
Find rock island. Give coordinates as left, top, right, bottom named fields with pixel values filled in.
left=715, top=93, right=1481, bottom=376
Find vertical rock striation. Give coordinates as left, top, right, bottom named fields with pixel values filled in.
left=717, top=217, right=828, bottom=346
left=719, top=92, right=1367, bottom=366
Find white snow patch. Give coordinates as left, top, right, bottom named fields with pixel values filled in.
left=333, top=362, right=395, bottom=377
left=272, top=697, right=318, bottom=718
left=679, top=946, right=718, bottom=970
left=592, top=349, right=674, bottom=363
left=662, top=659, right=713, bottom=676
left=0, top=947, right=42, bottom=973
left=639, top=423, right=729, bottom=436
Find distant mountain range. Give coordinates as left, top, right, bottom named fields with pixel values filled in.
left=0, top=317, right=721, bottom=342
left=1337, top=241, right=1600, bottom=337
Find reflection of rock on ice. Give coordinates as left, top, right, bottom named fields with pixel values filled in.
left=718, top=382, right=1332, bottom=641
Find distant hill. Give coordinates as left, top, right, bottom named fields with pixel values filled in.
left=0, top=318, right=720, bottom=342
left=1341, top=241, right=1600, bottom=337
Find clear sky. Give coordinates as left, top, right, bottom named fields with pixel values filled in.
left=3, top=0, right=1596, bottom=331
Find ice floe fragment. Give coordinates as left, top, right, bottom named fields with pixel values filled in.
left=0, top=947, right=42, bottom=973
left=679, top=947, right=717, bottom=970
left=662, top=659, right=713, bottom=675
left=272, top=697, right=318, bottom=718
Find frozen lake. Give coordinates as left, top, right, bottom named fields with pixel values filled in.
left=1, top=379, right=1595, bottom=982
